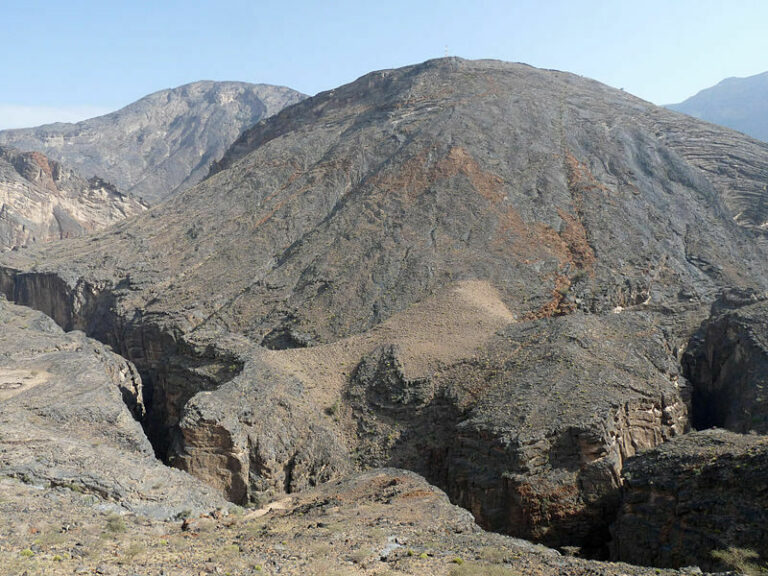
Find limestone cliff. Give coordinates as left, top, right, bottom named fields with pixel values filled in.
left=0, top=146, right=145, bottom=249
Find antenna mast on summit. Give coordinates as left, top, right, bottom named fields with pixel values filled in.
left=444, top=45, right=449, bottom=57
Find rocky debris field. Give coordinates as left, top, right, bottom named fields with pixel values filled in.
left=0, top=468, right=700, bottom=576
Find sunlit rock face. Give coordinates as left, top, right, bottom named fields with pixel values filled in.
left=0, top=145, right=146, bottom=249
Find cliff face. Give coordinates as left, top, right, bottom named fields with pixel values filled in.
left=0, top=146, right=145, bottom=249
left=613, top=429, right=768, bottom=571
left=0, top=296, right=225, bottom=519
left=683, top=292, right=768, bottom=434
left=0, top=81, right=306, bottom=204
left=2, top=58, right=768, bottom=555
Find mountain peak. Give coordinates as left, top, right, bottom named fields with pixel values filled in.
left=668, top=70, right=768, bottom=142
left=0, top=81, right=307, bottom=203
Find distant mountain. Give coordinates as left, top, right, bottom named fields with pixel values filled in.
left=668, top=71, right=768, bottom=142
left=0, top=145, right=145, bottom=249
left=0, top=81, right=306, bottom=204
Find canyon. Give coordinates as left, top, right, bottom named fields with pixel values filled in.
left=2, top=58, right=768, bottom=574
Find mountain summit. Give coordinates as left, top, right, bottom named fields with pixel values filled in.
left=668, top=70, right=768, bottom=142
left=0, top=81, right=306, bottom=203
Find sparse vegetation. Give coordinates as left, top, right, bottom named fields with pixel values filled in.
left=711, top=547, right=767, bottom=575
left=449, top=563, right=522, bottom=576
left=105, top=513, right=127, bottom=534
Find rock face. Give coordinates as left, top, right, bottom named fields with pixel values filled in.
left=342, top=310, right=688, bottom=555
left=612, top=429, right=768, bottom=571
left=669, top=70, right=768, bottom=143
left=0, top=81, right=306, bottom=203
left=0, top=296, right=225, bottom=519
left=2, top=57, right=768, bottom=553
left=0, top=146, right=145, bottom=249
left=684, top=290, right=768, bottom=433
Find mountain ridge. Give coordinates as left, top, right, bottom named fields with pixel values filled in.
left=3, top=57, right=768, bottom=569
left=668, top=70, right=768, bottom=142
left=0, top=80, right=306, bottom=203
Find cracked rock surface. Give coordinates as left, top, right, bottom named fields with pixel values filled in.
left=0, top=297, right=226, bottom=519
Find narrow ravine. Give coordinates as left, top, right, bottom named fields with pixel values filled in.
left=0, top=266, right=244, bottom=463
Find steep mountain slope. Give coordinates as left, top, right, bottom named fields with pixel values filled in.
left=669, top=71, right=768, bottom=142
left=3, top=57, right=768, bottom=560
left=0, top=81, right=306, bottom=203
left=0, top=146, right=145, bottom=249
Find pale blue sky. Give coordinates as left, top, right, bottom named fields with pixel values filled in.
left=1, top=0, right=767, bottom=129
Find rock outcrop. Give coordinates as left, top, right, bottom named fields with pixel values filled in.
left=0, top=296, right=225, bottom=519
left=0, top=146, right=145, bottom=249
left=684, top=290, right=768, bottom=433
left=612, top=429, right=768, bottom=571
left=0, top=81, right=306, bottom=203
left=2, top=57, right=768, bottom=554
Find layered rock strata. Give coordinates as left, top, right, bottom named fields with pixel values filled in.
left=0, top=296, right=225, bottom=519
left=612, top=429, right=768, bottom=571
left=0, top=146, right=145, bottom=249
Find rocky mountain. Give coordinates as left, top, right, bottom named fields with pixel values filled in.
left=3, top=57, right=768, bottom=570
left=0, top=81, right=306, bottom=204
left=0, top=145, right=145, bottom=249
left=668, top=70, right=768, bottom=142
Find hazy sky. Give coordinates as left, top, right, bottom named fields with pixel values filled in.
left=1, top=0, right=767, bottom=129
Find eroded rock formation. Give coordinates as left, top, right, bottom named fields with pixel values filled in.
left=2, top=58, right=768, bottom=555
left=684, top=290, right=768, bottom=432
left=0, top=146, right=145, bottom=249
left=612, top=429, right=768, bottom=570
left=0, top=296, right=225, bottom=519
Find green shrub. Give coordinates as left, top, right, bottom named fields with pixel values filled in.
left=105, top=513, right=127, bottom=533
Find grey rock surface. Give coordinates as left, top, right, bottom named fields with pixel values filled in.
left=612, top=429, right=768, bottom=571
left=684, top=290, right=768, bottom=433
left=0, top=146, right=145, bottom=249
left=0, top=81, right=306, bottom=204
left=2, top=57, right=768, bottom=555
left=0, top=297, right=226, bottom=519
